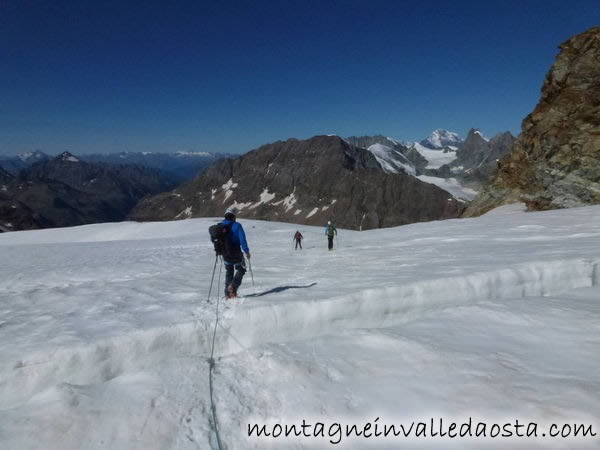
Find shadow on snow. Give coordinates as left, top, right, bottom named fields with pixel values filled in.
left=246, top=282, right=318, bottom=297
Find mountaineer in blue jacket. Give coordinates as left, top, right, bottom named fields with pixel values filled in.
left=220, top=207, right=251, bottom=298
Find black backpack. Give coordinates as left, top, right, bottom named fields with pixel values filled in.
left=209, top=221, right=243, bottom=262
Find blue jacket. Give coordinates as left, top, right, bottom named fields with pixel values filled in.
left=221, top=219, right=250, bottom=255
left=325, top=224, right=337, bottom=236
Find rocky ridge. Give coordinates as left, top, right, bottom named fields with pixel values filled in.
left=466, top=27, right=600, bottom=215
left=131, top=135, right=465, bottom=230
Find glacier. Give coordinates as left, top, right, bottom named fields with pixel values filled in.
left=0, top=204, right=599, bottom=448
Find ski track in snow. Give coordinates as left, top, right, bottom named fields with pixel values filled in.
left=1, top=205, right=600, bottom=448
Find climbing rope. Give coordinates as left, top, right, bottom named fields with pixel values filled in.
left=207, top=256, right=224, bottom=450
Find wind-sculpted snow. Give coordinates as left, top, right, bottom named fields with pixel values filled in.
left=219, top=258, right=598, bottom=355
left=1, top=255, right=596, bottom=407
left=1, top=204, right=600, bottom=448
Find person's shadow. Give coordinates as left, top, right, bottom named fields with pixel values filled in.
left=246, top=282, right=317, bottom=297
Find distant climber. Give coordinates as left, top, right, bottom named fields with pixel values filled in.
left=209, top=207, right=250, bottom=298
left=293, top=230, right=304, bottom=250
left=325, top=221, right=337, bottom=250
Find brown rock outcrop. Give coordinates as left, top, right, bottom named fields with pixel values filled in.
left=465, top=27, right=600, bottom=216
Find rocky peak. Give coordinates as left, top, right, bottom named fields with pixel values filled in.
left=465, top=128, right=488, bottom=144
left=466, top=27, right=600, bottom=215
left=487, top=132, right=515, bottom=162
left=454, top=128, right=491, bottom=168
left=56, top=151, right=80, bottom=163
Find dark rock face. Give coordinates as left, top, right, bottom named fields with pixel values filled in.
left=446, top=129, right=514, bottom=181
left=466, top=27, right=600, bottom=215
left=0, top=152, right=177, bottom=231
left=402, top=145, right=430, bottom=172
left=487, top=132, right=515, bottom=163
left=0, top=167, right=13, bottom=184
left=345, top=135, right=401, bottom=150
left=131, top=135, right=465, bottom=230
left=454, top=129, right=491, bottom=168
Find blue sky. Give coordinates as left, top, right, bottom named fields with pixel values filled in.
left=1, top=0, right=599, bottom=155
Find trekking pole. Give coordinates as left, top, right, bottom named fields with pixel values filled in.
left=206, top=254, right=219, bottom=302
left=247, top=256, right=255, bottom=287
left=217, top=256, right=223, bottom=298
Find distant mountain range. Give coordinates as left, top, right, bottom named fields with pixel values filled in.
left=0, top=152, right=177, bottom=231
left=0, top=130, right=514, bottom=232
left=347, top=129, right=515, bottom=202
left=4, top=29, right=597, bottom=232
left=81, top=151, right=230, bottom=182
left=0, top=150, right=51, bottom=173
left=0, top=150, right=229, bottom=182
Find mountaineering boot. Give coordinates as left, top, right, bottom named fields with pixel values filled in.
left=226, top=284, right=237, bottom=299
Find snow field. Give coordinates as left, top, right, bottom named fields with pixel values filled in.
left=229, top=287, right=600, bottom=449
left=1, top=204, right=600, bottom=448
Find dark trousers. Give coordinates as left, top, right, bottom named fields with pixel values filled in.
left=295, top=239, right=302, bottom=249
left=224, top=261, right=246, bottom=295
left=328, top=236, right=334, bottom=250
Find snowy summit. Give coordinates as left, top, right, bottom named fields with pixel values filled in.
left=419, top=129, right=462, bottom=149
left=58, top=151, right=80, bottom=163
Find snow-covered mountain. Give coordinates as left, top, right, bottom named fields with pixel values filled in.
left=409, top=141, right=459, bottom=169
left=346, top=131, right=506, bottom=202
left=0, top=150, right=50, bottom=173
left=366, top=143, right=416, bottom=175
left=419, top=128, right=463, bottom=149
left=17, top=150, right=50, bottom=163
left=132, top=135, right=465, bottom=230
left=1, top=205, right=599, bottom=448
left=344, top=135, right=419, bottom=175
left=394, top=129, right=515, bottom=201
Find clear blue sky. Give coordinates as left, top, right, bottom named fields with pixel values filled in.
left=1, top=0, right=599, bottom=155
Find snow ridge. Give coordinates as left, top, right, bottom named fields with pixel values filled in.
left=3, top=258, right=598, bottom=405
